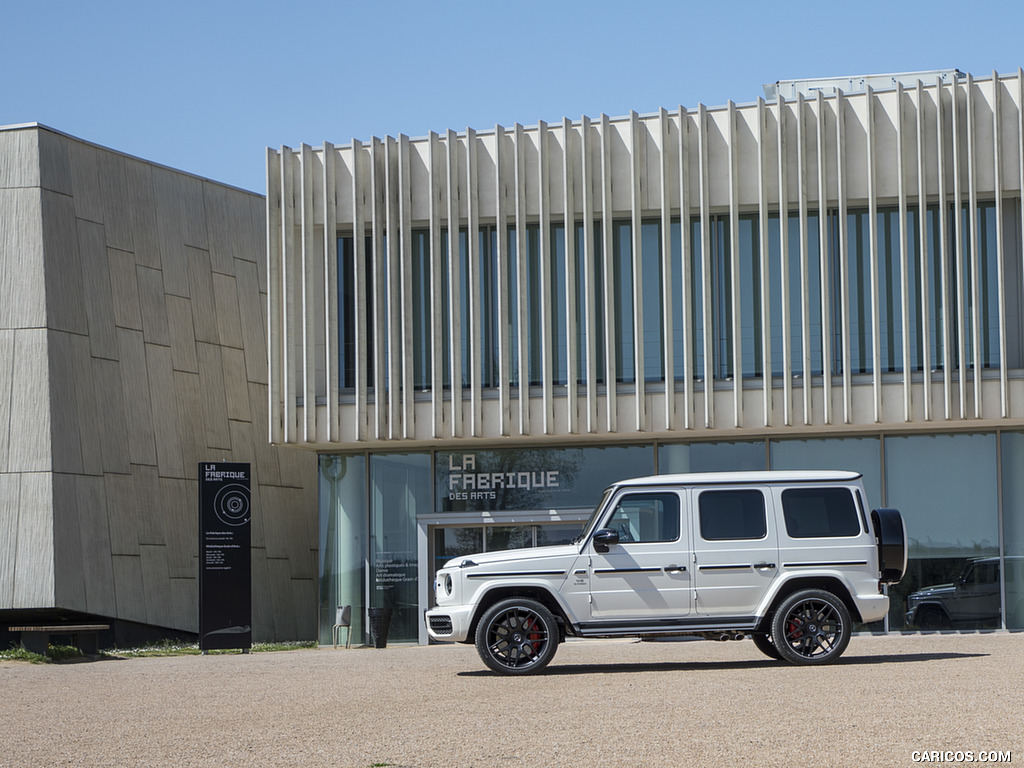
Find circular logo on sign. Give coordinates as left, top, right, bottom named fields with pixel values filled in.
left=214, top=484, right=250, bottom=526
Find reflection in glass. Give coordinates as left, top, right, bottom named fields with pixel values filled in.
left=659, top=441, right=767, bottom=474
left=487, top=526, right=534, bottom=551
left=337, top=236, right=376, bottom=389
left=370, top=453, right=430, bottom=643
left=433, top=527, right=483, bottom=576
left=640, top=220, right=664, bottom=381
left=1001, top=432, right=1024, bottom=630
left=612, top=221, right=634, bottom=383
left=432, top=523, right=584, bottom=582
left=411, top=229, right=431, bottom=388
left=885, top=433, right=998, bottom=630
left=904, top=557, right=1003, bottom=630
left=764, top=214, right=823, bottom=377
left=479, top=226, right=500, bottom=388
left=507, top=226, right=519, bottom=385
left=537, top=523, right=584, bottom=547
left=435, top=445, right=653, bottom=514
left=526, top=224, right=543, bottom=385
left=698, top=489, right=767, bottom=541
left=769, top=436, right=882, bottom=512
left=607, top=493, right=680, bottom=543
left=550, top=225, right=567, bottom=385
left=737, top=215, right=762, bottom=378
left=319, top=454, right=367, bottom=645
left=573, top=222, right=606, bottom=383
left=686, top=219, right=706, bottom=379
left=960, top=202, right=1001, bottom=368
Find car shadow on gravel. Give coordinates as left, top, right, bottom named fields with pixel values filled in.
left=456, top=652, right=988, bottom=676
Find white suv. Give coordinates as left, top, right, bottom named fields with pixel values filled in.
left=425, top=471, right=907, bottom=675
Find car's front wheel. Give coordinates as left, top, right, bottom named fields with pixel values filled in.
left=770, top=589, right=851, bottom=665
left=916, top=606, right=950, bottom=630
left=475, top=598, right=559, bottom=675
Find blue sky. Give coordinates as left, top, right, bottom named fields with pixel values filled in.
left=4, top=0, right=1023, bottom=193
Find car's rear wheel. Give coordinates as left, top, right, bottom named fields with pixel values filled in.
left=475, top=598, right=559, bottom=675
left=770, top=589, right=851, bottom=665
left=751, top=632, right=783, bottom=660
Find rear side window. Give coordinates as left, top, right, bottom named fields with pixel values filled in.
left=782, top=487, right=861, bottom=538
left=699, top=490, right=767, bottom=541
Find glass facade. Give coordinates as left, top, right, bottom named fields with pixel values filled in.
left=436, top=445, right=652, bottom=514
left=1001, top=432, right=1024, bottom=630
left=318, top=454, right=367, bottom=645
left=369, top=453, right=430, bottom=644
left=770, top=436, right=882, bottom=511
left=660, top=441, right=767, bottom=473
left=319, top=431, right=1024, bottom=643
left=336, top=200, right=1019, bottom=396
left=886, top=434, right=999, bottom=630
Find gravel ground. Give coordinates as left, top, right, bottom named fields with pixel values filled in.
left=1, top=632, right=1020, bottom=768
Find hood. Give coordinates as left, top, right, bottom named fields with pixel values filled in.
left=909, top=583, right=955, bottom=598
left=443, top=543, right=580, bottom=570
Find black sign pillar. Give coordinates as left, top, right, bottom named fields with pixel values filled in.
left=199, top=462, right=252, bottom=652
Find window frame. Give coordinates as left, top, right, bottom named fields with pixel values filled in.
left=780, top=486, right=863, bottom=540
left=697, top=488, right=768, bottom=542
left=602, top=491, right=681, bottom=544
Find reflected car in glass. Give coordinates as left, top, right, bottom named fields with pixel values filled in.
left=905, top=557, right=1020, bottom=629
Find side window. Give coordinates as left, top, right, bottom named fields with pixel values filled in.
left=781, top=487, right=861, bottom=538
left=967, top=562, right=998, bottom=586
left=699, top=489, right=766, bottom=541
left=604, top=493, right=680, bottom=544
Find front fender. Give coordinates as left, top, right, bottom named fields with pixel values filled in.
left=466, top=577, right=584, bottom=636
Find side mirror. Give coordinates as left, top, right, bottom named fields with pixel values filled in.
left=592, top=528, right=619, bottom=553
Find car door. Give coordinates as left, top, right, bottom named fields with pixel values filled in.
left=954, top=560, right=1001, bottom=622
left=586, top=489, right=691, bottom=620
left=692, top=485, right=779, bottom=617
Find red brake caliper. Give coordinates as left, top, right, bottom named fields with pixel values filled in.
left=523, top=615, right=540, bottom=654
left=787, top=617, right=802, bottom=640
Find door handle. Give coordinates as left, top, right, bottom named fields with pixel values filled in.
left=664, top=565, right=687, bottom=573
left=753, top=562, right=776, bottom=570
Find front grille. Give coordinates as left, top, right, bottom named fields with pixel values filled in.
left=429, top=615, right=453, bottom=635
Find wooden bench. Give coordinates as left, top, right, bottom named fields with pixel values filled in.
left=9, top=624, right=110, bottom=656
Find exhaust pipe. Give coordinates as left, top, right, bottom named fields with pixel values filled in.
left=700, top=631, right=747, bottom=642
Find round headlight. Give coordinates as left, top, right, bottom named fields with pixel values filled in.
left=444, top=574, right=453, bottom=595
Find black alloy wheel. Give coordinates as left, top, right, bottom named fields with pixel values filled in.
left=916, top=606, right=950, bottom=630
left=770, top=589, right=852, bottom=665
left=475, top=598, right=559, bottom=675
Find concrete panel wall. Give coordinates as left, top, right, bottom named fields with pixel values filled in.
left=0, top=124, right=318, bottom=640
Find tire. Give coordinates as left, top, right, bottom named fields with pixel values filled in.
left=770, top=589, right=852, bottom=665
left=751, top=632, right=783, bottom=661
left=475, top=598, right=560, bottom=675
left=871, top=508, right=908, bottom=585
left=916, top=606, right=949, bottom=630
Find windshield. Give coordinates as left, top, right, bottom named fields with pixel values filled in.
left=571, top=487, right=614, bottom=545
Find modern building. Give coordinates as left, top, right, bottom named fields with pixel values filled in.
left=268, top=69, right=1024, bottom=645
left=0, top=124, right=318, bottom=647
